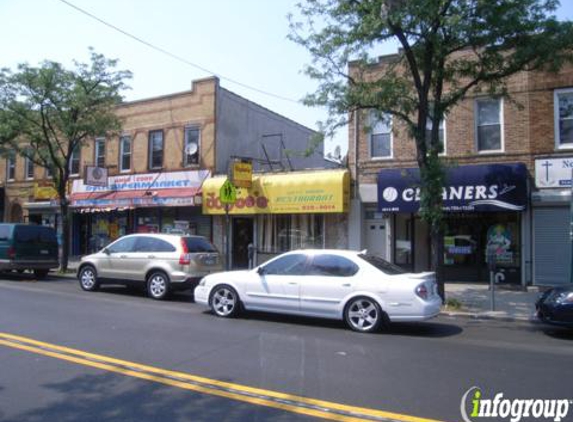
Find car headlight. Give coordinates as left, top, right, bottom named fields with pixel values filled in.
left=555, top=292, right=573, bottom=304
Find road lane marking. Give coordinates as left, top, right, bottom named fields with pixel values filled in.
left=0, top=332, right=447, bottom=422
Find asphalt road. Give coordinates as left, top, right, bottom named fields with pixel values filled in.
left=0, top=273, right=571, bottom=422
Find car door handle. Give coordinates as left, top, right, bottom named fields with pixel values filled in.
left=288, top=282, right=298, bottom=285
left=148, top=255, right=155, bottom=259
left=342, top=283, right=352, bottom=287
left=120, top=255, right=128, bottom=259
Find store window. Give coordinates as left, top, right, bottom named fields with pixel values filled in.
left=554, top=88, right=573, bottom=148
left=257, top=214, right=324, bottom=254
left=475, top=98, right=503, bottom=152
left=148, top=130, right=164, bottom=170
left=369, top=110, right=393, bottom=159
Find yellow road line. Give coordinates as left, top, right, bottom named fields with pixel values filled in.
left=0, top=332, right=447, bottom=422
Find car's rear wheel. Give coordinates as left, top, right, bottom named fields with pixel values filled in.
left=210, top=285, right=240, bottom=318
left=79, top=265, right=99, bottom=291
left=344, top=297, right=385, bottom=333
left=34, top=269, right=49, bottom=279
left=147, top=271, right=170, bottom=300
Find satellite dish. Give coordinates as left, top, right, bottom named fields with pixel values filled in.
left=185, top=142, right=198, bottom=155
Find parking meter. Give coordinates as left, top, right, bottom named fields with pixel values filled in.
left=247, top=243, right=255, bottom=269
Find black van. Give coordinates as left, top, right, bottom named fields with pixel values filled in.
left=0, top=224, right=59, bottom=278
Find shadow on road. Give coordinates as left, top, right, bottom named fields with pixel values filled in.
left=0, top=271, right=64, bottom=283
left=210, top=310, right=463, bottom=338
left=0, top=372, right=306, bottom=422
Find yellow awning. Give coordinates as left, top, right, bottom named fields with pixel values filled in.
left=202, top=169, right=349, bottom=215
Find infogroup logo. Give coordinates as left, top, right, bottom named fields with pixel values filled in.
left=460, top=387, right=572, bottom=422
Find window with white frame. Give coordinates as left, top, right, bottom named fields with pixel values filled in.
left=25, top=152, right=34, bottom=179
left=148, top=130, right=163, bottom=170
left=184, top=126, right=200, bottom=166
left=95, top=137, right=106, bottom=168
left=425, top=112, right=446, bottom=154
left=119, top=135, right=131, bottom=172
left=475, top=98, right=503, bottom=152
left=554, top=88, right=573, bottom=148
left=6, top=154, right=15, bottom=181
left=69, top=144, right=80, bottom=176
left=369, top=111, right=393, bottom=158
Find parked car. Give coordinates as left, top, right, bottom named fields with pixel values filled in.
left=194, top=249, right=441, bottom=333
left=0, top=223, right=59, bottom=278
left=535, top=285, right=573, bottom=328
left=77, top=234, right=222, bottom=300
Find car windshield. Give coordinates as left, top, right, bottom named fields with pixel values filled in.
left=358, top=253, right=407, bottom=275
left=184, top=237, right=217, bottom=253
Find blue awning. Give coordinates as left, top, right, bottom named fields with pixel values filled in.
left=377, top=163, right=528, bottom=213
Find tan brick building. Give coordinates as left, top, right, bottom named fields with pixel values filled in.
left=348, top=54, right=573, bottom=286
left=1, top=77, right=335, bottom=265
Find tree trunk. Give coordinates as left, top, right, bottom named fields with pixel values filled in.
left=430, top=221, right=445, bottom=303
left=59, top=201, right=70, bottom=272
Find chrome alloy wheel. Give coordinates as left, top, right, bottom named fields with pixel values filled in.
left=148, top=273, right=168, bottom=299
left=346, top=298, right=381, bottom=332
left=80, top=267, right=97, bottom=291
left=211, top=287, right=237, bottom=317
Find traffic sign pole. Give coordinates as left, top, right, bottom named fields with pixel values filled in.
left=219, top=179, right=237, bottom=271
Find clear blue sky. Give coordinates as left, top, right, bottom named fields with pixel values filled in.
left=1, top=0, right=572, bottom=158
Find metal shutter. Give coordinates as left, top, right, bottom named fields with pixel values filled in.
left=533, top=207, right=571, bottom=285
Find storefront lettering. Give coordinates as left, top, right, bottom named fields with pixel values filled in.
left=205, top=192, right=268, bottom=211
left=402, top=185, right=499, bottom=202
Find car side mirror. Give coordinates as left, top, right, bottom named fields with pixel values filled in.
left=257, top=266, right=265, bottom=275
left=103, top=247, right=110, bottom=255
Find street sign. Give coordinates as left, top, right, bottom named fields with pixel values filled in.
left=219, top=179, right=237, bottom=204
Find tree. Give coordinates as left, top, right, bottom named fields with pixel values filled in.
left=289, top=0, right=573, bottom=298
left=0, top=49, right=132, bottom=271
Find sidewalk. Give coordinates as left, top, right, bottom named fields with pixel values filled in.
left=443, top=283, right=543, bottom=322
left=62, top=259, right=542, bottom=322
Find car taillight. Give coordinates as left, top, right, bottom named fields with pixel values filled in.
left=7, top=246, right=15, bottom=259
left=415, top=284, right=429, bottom=300
left=179, top=238, right=191, bottom=265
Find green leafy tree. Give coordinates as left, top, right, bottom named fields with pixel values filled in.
left=289, top=0, right=573, bottom=297
left=0, top=49, right=132, bottom=271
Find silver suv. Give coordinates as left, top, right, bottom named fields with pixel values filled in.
left=77, top=234, right=222, bottom=300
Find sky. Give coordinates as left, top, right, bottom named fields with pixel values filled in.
left=1, top=0, right=572, bottom=159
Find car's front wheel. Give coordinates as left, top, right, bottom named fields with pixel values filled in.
left=344, top=297, right=385, bottom=333
left=210, top=285, right=240, bottom=318
left=78, top=265, right=99, bottom=291
left=147, top=271, right=171, bottom=300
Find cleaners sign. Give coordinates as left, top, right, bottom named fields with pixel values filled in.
left=377, top=163, right=527, bottom=213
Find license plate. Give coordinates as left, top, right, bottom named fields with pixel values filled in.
left=203, top=258, right=216, bottom=266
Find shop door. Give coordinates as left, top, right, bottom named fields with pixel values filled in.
left=364, top=219, right=387, bottom=259
left=534, top=207, right=570, bottom=285
left=232, top=218, right=253, bottom=269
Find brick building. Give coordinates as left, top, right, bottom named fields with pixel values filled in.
left=348, top=53, right=573, bottom=286
left=1, top=77, right=347, bottom=266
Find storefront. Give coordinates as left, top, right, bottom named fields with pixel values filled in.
left=69, top=170, right=211, bottom=255
left=377, top=163, right=528, bottom=284
left=532, top=156, right=573, bottom=285
left=202, top=169, right=350, bottom=269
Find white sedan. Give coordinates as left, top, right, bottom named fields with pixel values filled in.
left=194, top=249, right=442, bottom=333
